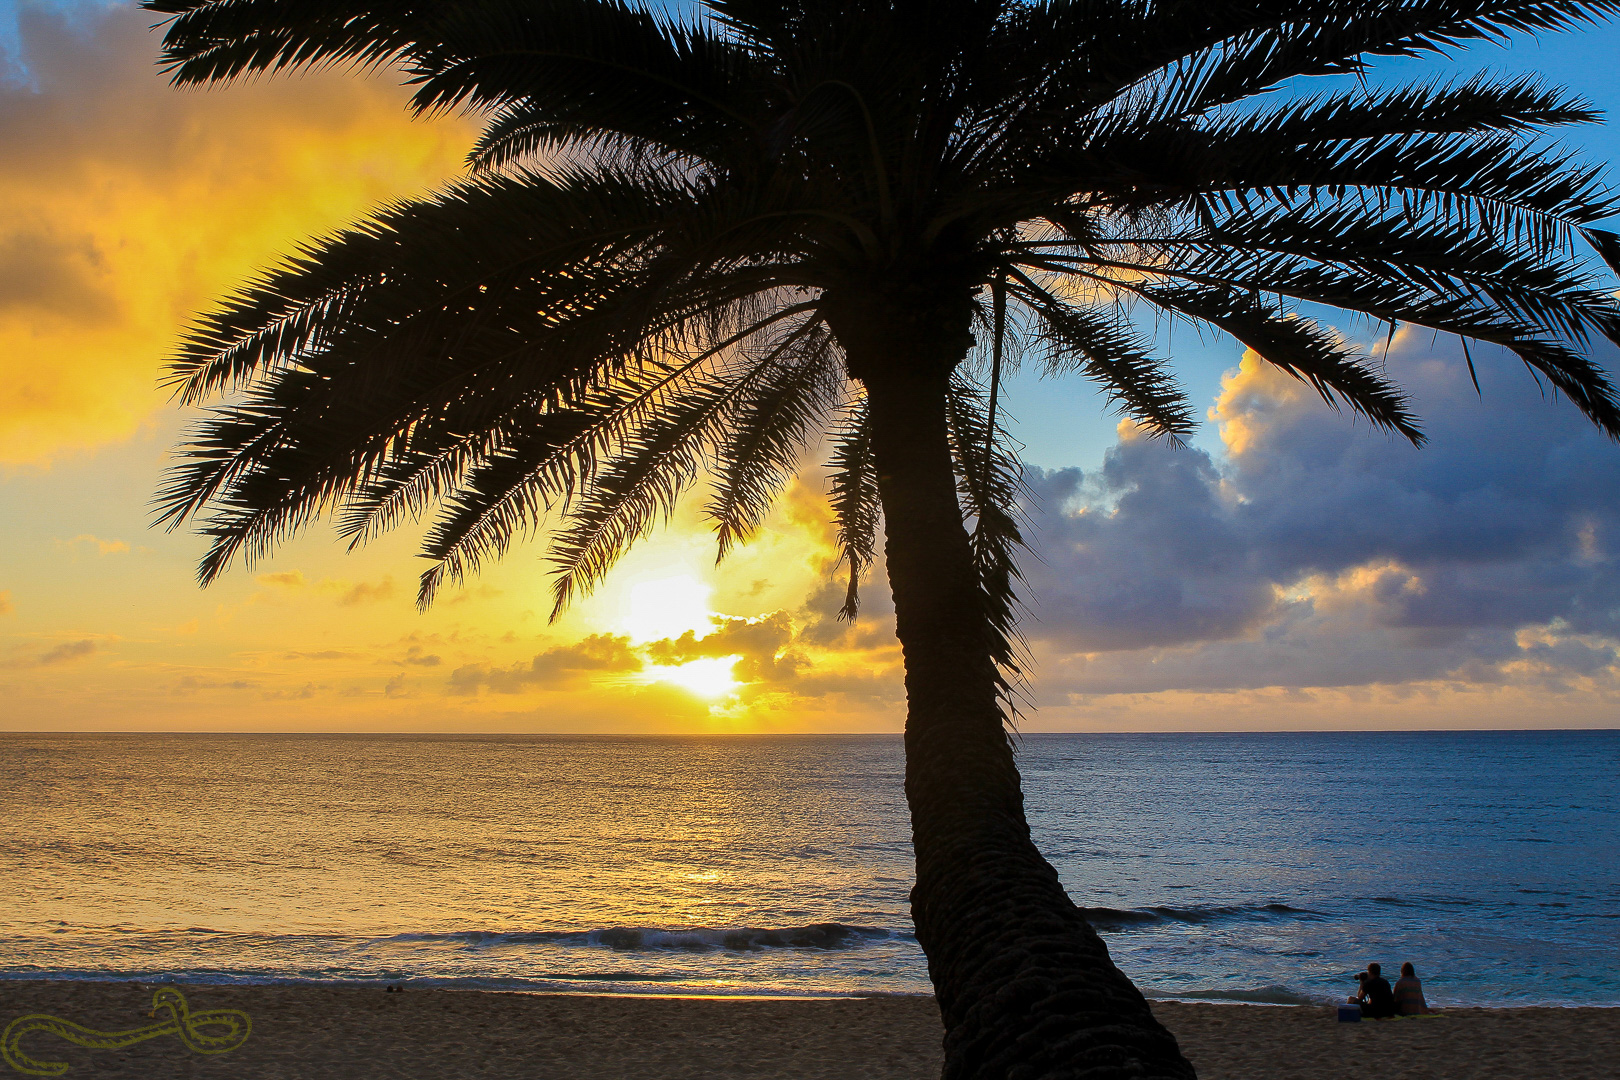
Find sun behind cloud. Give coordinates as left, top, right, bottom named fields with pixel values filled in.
left=615, top=573, right=740, bottom=699
left=640, top=655, right=742, bottom=700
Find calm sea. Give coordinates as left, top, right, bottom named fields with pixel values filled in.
left=1, top=731, right=1615, bottom=1006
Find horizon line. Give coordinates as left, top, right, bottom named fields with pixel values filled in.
left=3, top=726, right=1616, bottom=737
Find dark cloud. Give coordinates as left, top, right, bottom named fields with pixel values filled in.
left=793, top=577, right=897, bottom=652
left=38, top=638, right=96, bottom=665
left=449, top=633, right=642, bottom=695
left=646, top=613, right=805, bottom=684
left=1020, top=452, right=1276, bottom=652
left=0, top=228, right=116, bottom=323
left=1019, top=339, right=1620, bottom=696
left=261, top=682, right=316, bottom=700
left=336, top=577, right=394, bottom=606
left=176, top=675, right=257, bottom=692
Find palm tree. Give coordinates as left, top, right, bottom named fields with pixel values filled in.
left=146, top=1, right=1620, bottom=1076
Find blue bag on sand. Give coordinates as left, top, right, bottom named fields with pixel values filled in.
left=1338, top=1004, right=1362, bottom=1023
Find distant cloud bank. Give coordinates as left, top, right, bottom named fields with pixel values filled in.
left=1019, top=339, right=1620, bottom=713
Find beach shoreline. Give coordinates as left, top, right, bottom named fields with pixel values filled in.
left=4, top=980, right=1618, bottom=1079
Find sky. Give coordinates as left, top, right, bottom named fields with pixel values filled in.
left=5, top=1, right=1620, bottom=733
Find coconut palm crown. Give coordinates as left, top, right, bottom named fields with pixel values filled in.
left=146, top=2, right=1620, bottom=1077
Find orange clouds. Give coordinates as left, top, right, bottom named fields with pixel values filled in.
left=64, top=534, right=129, bottom=555
left=450, top=633, right=645, bottom=695
left=1208, top=349, right=1305, bottom=458
left=253, top=568, right=396, bottom=605
left=0, top=4, right=475, bottom=464
left=0, top=3, right=911, bottom=735
left=39, top=639, right=96, bottom=665
left=3, top=636, right=100, bottom=669
left=335, top=579, right=396, bottom=607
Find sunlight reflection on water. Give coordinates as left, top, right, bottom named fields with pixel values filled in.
left=1, top=731, right=1615, bottom=1004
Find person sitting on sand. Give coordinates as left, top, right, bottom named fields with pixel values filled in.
left=1351, top=963, right=1397, bottom=1018
left=1393, top=962, right=1433, bottom=1015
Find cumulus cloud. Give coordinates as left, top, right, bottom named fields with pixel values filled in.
left=253, top=570, right=395, bottom=606
left=335, top=577, right=394, bottom=607
left=3, top=635, right=114, bottom=669
left=438, top=599, right=899, bottom=709
left=1020, top=338, right=1620, bottom=700
left=6, top=639, right=93, bottom=668
left=262, top=682, right=316, bottom=700
left=645, top=613, right=806, bottom=684
left=38, top=638, right=96, bottom=665
left=176, top=675, right=258, bottom=693
left=450, top=633, right=644, bottom=695
left=63, top=533, right=128, bottom=555
left=0, top=226, right=117, bottom=323
left=1019, top=441, right=1275, bottom=652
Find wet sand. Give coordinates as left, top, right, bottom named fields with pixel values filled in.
left=3, top=981, right=1617, bottom=1079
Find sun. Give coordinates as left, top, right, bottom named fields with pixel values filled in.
left=619, top=574, right=716, bottom=643
left=612, top=573, right=739, bottom=698
left=643, top=656, right=741, bottom=699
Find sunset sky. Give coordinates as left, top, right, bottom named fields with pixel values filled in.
left=6, top=0, right=1620, bottom=733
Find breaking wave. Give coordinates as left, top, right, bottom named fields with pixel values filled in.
left=1080, top=903, right=1325, bottom=932
left=1145, top=984, right=1326, bottom=1006
left=365, top=923, right=900, bottom=953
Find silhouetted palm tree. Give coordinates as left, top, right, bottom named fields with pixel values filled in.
left=147, top=2, right=1620, bottom=1076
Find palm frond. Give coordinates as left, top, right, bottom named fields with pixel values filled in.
left=407, top=0, right=764, bottom=163
left=1203, top=75, right=1598, bottom=143
left=945, top=375, right=1029, bottom=677
left=1062, top=243, right=1620, bottom=436
left=155, top=164, right=828, bottom=588
left=1153, top=0, right=1620, bottom=119
left=161, top=167, right=695, bottom=408
left=1003, top=270, right=1197, bottom=440
left=704, top=317, right=846, bottom=561
left=1127, top=281, right=1426, bottom=443
left=541, top=342, right=819, bottom=617
left=143, top=0, right=432, bottom=85
left=825, top=397, right=881, bottom=620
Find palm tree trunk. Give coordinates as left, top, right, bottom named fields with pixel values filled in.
left=861, top=364, right=1197, bottom=1080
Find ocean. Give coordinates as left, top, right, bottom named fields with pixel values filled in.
left=2, top=731, right=1615, bottom=1006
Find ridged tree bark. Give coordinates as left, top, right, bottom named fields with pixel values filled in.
left=831, top=291, right=1197, bottom=1080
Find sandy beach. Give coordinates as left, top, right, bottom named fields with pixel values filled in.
left=3, top=981, right=1617, bottom=1079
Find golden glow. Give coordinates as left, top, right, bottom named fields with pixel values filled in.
left=642, top=656, right=741, bottom=699
left=0, top=10, right=477, bottom=465
left=12, top=10, right=1608, bottom=736
left=620, top=575, right=716, bottom=643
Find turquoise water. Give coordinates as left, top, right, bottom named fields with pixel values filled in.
left=1, top=731, right=1615, bottom=1005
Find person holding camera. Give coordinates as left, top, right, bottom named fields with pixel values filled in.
left=1350, top=963, right=1398, bottom=1018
